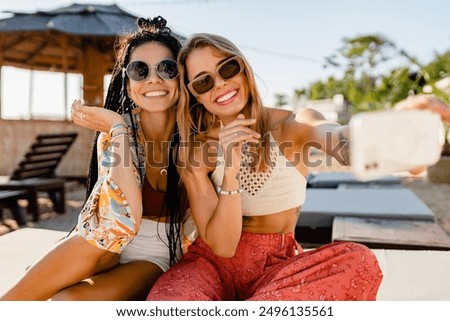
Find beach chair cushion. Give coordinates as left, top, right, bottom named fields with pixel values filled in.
left=298, top=188, right=434, bottom=228
left=307, top=172, right=402, bottom=188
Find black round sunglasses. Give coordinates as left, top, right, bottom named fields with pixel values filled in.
left=125, top=59, right=178, bottom=81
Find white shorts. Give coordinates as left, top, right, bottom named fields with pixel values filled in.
left=119, top=219, right=171, bottom=272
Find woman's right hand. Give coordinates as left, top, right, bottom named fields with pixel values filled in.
left=71, top=99, right=125, bottom=133
left=218, top=114, right=261, bottom=171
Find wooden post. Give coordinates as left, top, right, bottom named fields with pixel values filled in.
left=0, top=66, right=2, bottom=119
left=81, top=45, right=108, bottom=106
left=61, top=35, right=69, bottom=119
left=28, top=69, right=34, bottom=119
left=0, top=40, right=3, bottom=119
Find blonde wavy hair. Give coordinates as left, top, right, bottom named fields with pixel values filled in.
left=177, top=33, right=271, bottom=171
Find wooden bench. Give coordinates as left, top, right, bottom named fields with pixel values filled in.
left=0, top=190, right=28, bottom=226
left=0, top=133, right=78, bottom=222
left=332, top=216, right=450, bottom=250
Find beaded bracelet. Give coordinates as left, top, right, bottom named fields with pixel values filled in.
left=216, top=185, right=243, bottom=196
left=109, top=123, right=129, bottom=137
left=111, top=130, right=129, bottom=139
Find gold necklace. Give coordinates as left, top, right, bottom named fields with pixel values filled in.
left=159, top=130, right=178, bottom=176
left=147, top=128, right=176, bottom=177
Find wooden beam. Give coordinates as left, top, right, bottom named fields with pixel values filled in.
left=24, top=41, right=51, bottom=66
left=0, top=35, right=28, bottom=51
left=0, top=39, right=3, bottom=119
left=61, top=35, right=69, bottom=119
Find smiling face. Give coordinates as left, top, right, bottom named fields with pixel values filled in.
left=186, top=46, right=250, bottom=124
left=127, top=42, right=179, bottom=113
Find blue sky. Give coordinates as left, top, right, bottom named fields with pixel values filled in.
left=1, top=0, right=449, bottom=118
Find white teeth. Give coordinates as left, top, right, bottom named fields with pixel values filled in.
left=144, top=91, right=167, bottom=97
left=216, top=90, right=237, bottom=103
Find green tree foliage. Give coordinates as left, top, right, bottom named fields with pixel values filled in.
left=424, top=51, right=450, bottom=81
left=295, top=34, right=450, bottom=114
left=325, top=34, right=397, bottom=78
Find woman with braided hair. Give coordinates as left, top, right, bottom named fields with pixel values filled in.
left=0, top=16, right=188, bottom=301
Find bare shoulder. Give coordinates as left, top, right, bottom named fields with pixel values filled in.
left=265, top=107, right=294, bottom=128
left=295, top=107, right=328, bottom=123
left=266, top=107, right=313, bottom=145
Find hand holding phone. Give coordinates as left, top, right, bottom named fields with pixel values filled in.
left=349, top=109, right=443, bottom=181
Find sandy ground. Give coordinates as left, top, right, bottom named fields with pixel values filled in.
left=1, top=165, right=449, bottom=238
left=402, top=177, right=450, bottom=236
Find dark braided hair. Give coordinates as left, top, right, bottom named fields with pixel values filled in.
left=84, top=16, right=185, bottom=266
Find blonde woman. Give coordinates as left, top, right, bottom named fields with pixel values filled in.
left=147, top=33, right=449, bottom=301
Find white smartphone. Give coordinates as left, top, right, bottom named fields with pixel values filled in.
left=349, top=109, right=443, bottom=181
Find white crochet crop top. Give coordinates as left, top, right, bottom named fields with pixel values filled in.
left=210, top=133, right=307, bottom=216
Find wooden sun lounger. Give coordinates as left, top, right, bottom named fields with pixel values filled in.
left=0, top=190, right=28, bottom=226
left=0, top=133, right=77, bottom=222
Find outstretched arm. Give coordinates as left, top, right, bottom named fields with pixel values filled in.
left=295, top=108, right=350, bottom=165
left=296, top=95, right=450, bottom=171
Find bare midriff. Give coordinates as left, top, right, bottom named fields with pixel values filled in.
left=242, top=207, right=300, bottom=234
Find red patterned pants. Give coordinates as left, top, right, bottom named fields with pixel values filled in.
left=147, top=232, right=383, bottom=301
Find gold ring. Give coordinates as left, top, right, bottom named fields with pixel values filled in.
left=81, top=112, right=86, bottom=120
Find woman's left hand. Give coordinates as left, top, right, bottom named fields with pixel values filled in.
left=71, top=99, right=125, bottom=132
left=394, top=94, right=449, bottom=175
left=394, top=94, right=450, bottom=124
